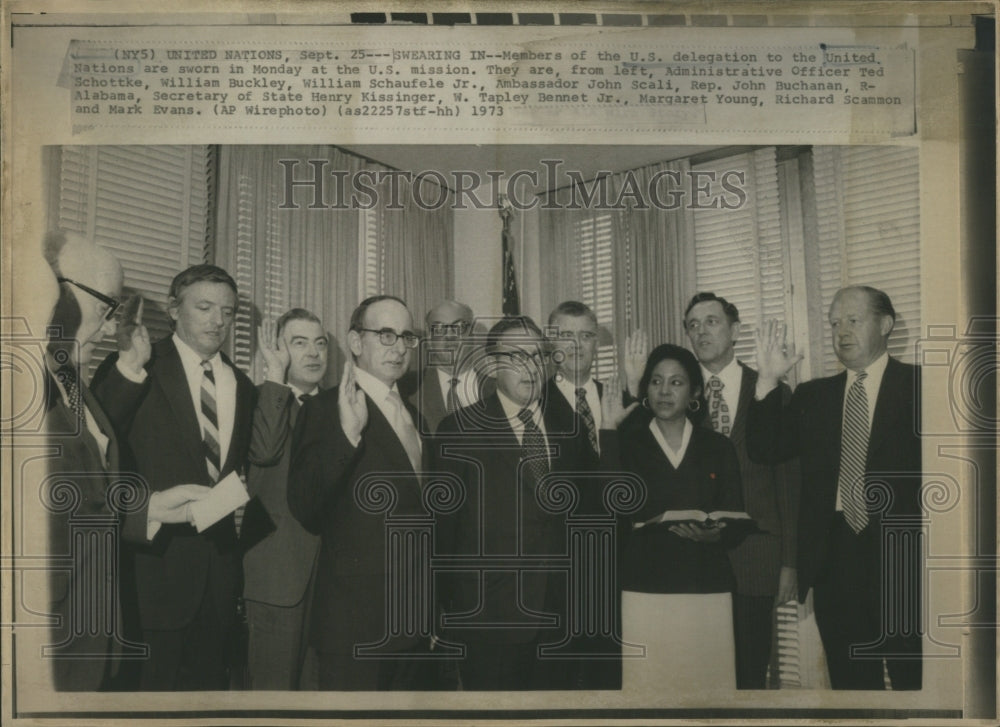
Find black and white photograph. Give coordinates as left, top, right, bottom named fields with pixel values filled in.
left=1, top=4, right=995, bottom=725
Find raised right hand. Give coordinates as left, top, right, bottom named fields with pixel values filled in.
left=755, top=319, right=803, bottom=389
left=338, top=359, right=368, bottom=443
left=117, top=296, right=151, bottom=375
left=256, top=317, right=290, bottom=384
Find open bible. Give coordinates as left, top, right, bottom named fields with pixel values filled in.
left=634, top=510, right=757, bottom=530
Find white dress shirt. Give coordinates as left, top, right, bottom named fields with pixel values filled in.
left=554, top=373, right=603, bottom=431
left=352, top=366, right=422, bottom=456
left=834, top=351, right=889, bottom=511
left=434, top=366, right=479, bottom=409
left=700, top=357, right=743, bottom=423
left=497, top=389, right=550, bottom=462
left=172, top=333, right=236, bottom=469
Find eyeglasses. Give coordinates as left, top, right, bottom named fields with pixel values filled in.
left=429, top=320, right=471, bottom=337
left=356, top=327, right=420, bottom=349
left=58, top=277, right=120, bottom=321
left=494, top=349, right=547, bottom=365
left=555, top=330, right=597, bottom=342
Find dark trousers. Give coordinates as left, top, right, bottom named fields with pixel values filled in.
left=246, top=598, right=309, bottom=690
left=813, top=514, right=922, bottom=690
left=139, top=588, right=228, bottom=690
left=459, top=641, right=537, bottom=690
left=317, top=643, right=436, bottom=691
left=733, top=593, right=774, bottom=689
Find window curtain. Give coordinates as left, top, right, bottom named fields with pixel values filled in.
left=608, top=158, right=697, bottom=355
left=375, top=172, right=454, bottom=335
left=539, top=158, right=697, bottom=366
left=214, top=145, right=363, bottom=384
left=214, top=145, right=454, bottom=384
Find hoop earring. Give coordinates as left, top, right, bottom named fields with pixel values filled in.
left=642, top=398, right=650, bottom=410
left=688, top=399, right=701, bottom=413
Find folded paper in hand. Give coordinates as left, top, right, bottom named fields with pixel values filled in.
left=189, top=471, right=249, bottom=533
left=635, top=510, right=755, bottom=530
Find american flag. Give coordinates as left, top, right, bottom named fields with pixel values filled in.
left=500, top=204, right=519, bottom=315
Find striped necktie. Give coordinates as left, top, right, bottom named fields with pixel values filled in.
left=838, top=371, right=870, bottom=533
left=200, top=359, right=221, bottom=483
left=517, top=408, right=550, bottom=487
left=575, top=386, right=599, bottom=454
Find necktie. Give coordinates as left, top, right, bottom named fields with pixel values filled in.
left=55, top=363, right=84, bottom=422
left=707, top=376, right=731, bottom=436
left=517, top=408, right=550, bottom=487
left=387, top=390, right=423, bottom=472
left=446, top=377, right=460, bottom=413
left=200, top=360, right=221, bottom=483
left=575, top=386, right=599, bottom=453
left=298, top=392, right=312, bottom=405
left=838, top=371, right=870, bottom=533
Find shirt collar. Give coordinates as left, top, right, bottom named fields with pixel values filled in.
left=289, top=383, right=320, bottom=400
left=847, top=350, right=889, bottom=385
left=353, top=365, right=396, bottom=403
left=173, top=332, right=220, bottom=368
left=555, top=372, right=597, bottom=399
left=648, top=416, right=694, bottom=464
left=497, top=388, right=542, bottom=428
left=701, top=356, right=741, bottom=391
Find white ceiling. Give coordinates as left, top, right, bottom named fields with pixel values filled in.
left=340, top=144, right=721, bottom=194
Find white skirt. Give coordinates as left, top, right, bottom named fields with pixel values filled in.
left=621, top=590, right=736, bottom=695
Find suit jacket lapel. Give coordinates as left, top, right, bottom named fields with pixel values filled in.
left=730, top=363, right=755, bottom=445
left=152, top=338, right=206, bottom=469
left=365, top=392, right=416, bottom=474
left=867, top=357, right=901, bottom=460
left=80, top=383, right=118, bottom=471
left=222, top=356, right=253, bottom=475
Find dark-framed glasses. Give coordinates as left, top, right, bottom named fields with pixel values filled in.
left=57, top=277, right=120, bottom=321
left=356, top=327, right=420, bottom=349
left=430, top=320, right=471, bottom=337
left=494, top=348, right=547, bottom=366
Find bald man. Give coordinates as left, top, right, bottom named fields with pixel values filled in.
left=409, top=299, right=492, bottom=434
left=42, top=232, right=206, bottom=690
left=748, top=286, right=922, bottom=690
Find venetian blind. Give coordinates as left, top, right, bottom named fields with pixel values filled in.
left=812, top=146, right=921, bottom=374
left=54, top=145, right=215, bottom=378
left=691, top=147, right=787, bottom=370
left=575, top=212, right=618, bottom=379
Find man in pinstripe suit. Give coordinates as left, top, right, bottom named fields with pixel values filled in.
left=684, top=292, right=800, bottom=689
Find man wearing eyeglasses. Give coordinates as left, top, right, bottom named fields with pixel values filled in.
left=408, top=299, right=491, bottom=434
left=40, top=231, right=125, bottom=691
left=433, top=316, right=635, bottom=690
left=91, top=264, right=256, bottom=691
left=288, top=294, right=433, bottom=690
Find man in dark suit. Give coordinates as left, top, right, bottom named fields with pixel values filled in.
left=288, top=295, right=431, bottom=690
left=543, top=301, right=646, bottom=460
left=683, top=292, right=800, bottom=689
left=409, top=299, right=490, bottom=435
left=41, top=232, right=125, bottom=690
left=434, top=316, right=634, bottom=690
left=747, top=285, right=922, bottom=690
left=242, top=308, right=328, bottom=689
left=92, top=264, right=256, bottom=690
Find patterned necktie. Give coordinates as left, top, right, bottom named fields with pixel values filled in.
left=446, top=377, right=460, bottom=413
left=707, top=376, right=731, bottom=436
left=55, top=363, right=84, bottom=422
left=387, top=390, right=423, bottom=472
left=838, top=371, right=870, bottom=533
left=200, top=359, right=221, bottom=483
left=517, top=408, right=550, bottom=487
left=575, top=386, right=599, bottom=454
